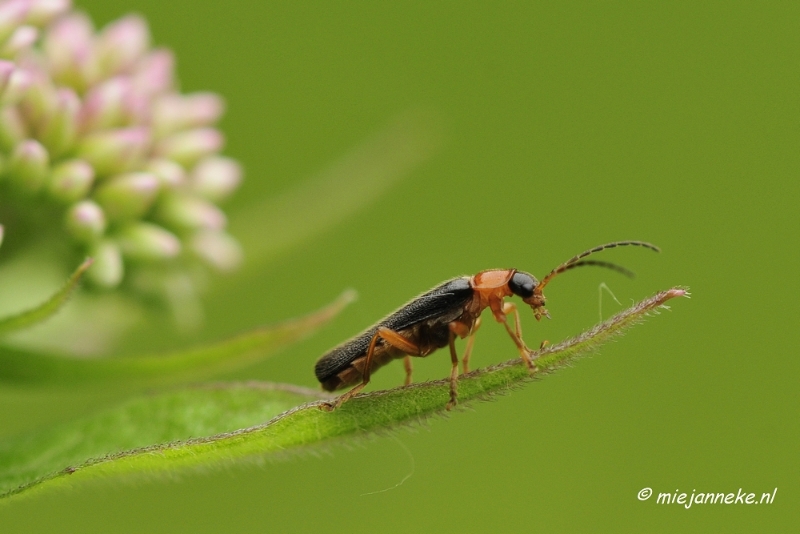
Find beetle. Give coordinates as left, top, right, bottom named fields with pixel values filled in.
left=315, top=241, right=659, bottom=411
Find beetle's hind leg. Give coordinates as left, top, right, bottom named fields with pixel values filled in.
left=320, top=327, right=423, bottom=411
left=446, top=331, right=459, bottom=411
left=403, top=356, right=413, bottom=386
left=460, top=317, right=481, bottom=374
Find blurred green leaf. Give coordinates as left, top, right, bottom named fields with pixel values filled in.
left=0, top=290, right=356, bottom=386
left=0, top=288, right=686, bottom=502
left=0, top=258, right=93, bottom=337
left=232, top=111, right=441, bottom=269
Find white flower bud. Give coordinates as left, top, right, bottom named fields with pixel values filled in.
left=94, top=171, right=160, bottom=220
left=0, top=1, right=29, bottom=44
left=116, top=222, right=181, bottom=261
left=156, top=193, right=227, bottom=232
left=77, top=126, right=150, bottom=176
left=25, top=0, right=72, bottom=27
left=7, top=139, right=49, bottom=194
left=65, top=200, right=106, bottom=242
left=18, top=73, right=58, bottom=130
left=88, top=239, right=124, bottom=288
left=191, top=230, right=242, bottom=272
left=95, top=15, right=150, bottom=77
left=0, top=66, right=32, bottom=105
left=190, top=156, right=241, bottom=202
left=131, top=48, right=173, bottom=97
left=2, top=25, right=38, bottom=58
left=38, top=87, right=79, bottom=157
left=43, top=12, right=97, bottom=91
left=144, top=158, right=185, bottom=189
left=78, top=76, right=132, bottom=133
left=0, top=106, right=28, bottom=151
left=47, top=158, right=94, bottom=203
left=154, top=127, right=223, bottom=168
left=153, top=92, right=224, bottom=138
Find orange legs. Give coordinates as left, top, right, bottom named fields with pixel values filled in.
left=322, top=327, right=422, bottom=411
left=461, top=317, right=481, bottom=374
left=446, top=331, right=460, bottom=410
left=403, top=356, right=413, bottom=386
left=321, top=302, right=537, bottom=412
left=501, top=302, right=536, bottom=371
left=444, top=319, right=482, bottom=410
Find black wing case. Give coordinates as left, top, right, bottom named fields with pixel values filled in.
left=314, top=277, right=473, bottom=383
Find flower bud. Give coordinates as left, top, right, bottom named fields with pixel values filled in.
left=94, top=171, right=159, bottom=220
left=88, top=78, right=150, bottom=126
left=78, top=76, right=131, bottom=133
left=131, top=48, right=173, bottom=97
left=87, top=239, right=124, bottom=288
left=7, top=139, right=49, bottom=194
left=38, top=87, right=79, bottom=157
left=145, top=157, right=185, bottom=189
left=156, top=193, right=227, bottom=232
left=116, top=222, right=181, bottom=261
left=190, top=156, right=241, bottom=202
left=154, top=127, right=223, bottom=168
left=153, top=92, right=224, bottom=138
left=0, top=224, right=4, bottom=249
left=0, top=60, right=14, bottom=94
left=2, top=25, right=38, bottom=58
left=47, top=158, right=94, bottom=202
left=0, top=1, right=29, bottom=44
left=25, top=0, right=72, bottom=27
left=18, top=73, right=58, bottom=130
left=65, top=199, right=106, bottom=242
left=95, top=15, right=149, bottom=77
left=0, top=66, right=32, bottom=105
left=43, top=12, right=97, bottom=91
left=191, top=230, right=242, bottom=272
left=77, top=126, right=150, bottom=176
left=0, top=106, right=27, bottom=150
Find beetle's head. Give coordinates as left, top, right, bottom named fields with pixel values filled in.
left=508, top=270, right=550, bottom=321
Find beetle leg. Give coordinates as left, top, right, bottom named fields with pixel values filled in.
left=375, top=326, right=424, bottom=356
left=446, top=330, right=459, bottom=410
left=321, top=327, right=423, bottom=411
left=461, top=317, right=482, bottom=374
left=502, top=301, right=525, bottom=340
left=320, top=331, right=382, bottom=410
left=403, top=355, right=413, bottom=386
left=375, top=328, right=423, bottom=386
left=501, top=302, right=535, bottom=371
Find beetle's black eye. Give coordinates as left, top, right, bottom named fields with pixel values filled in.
left=509, top=272, right=536, bottom=298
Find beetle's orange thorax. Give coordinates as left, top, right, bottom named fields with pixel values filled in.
left=469, top=269, right=515, bottom=320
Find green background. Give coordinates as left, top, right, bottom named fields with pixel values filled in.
left=2, top=1, right=798, bottom=532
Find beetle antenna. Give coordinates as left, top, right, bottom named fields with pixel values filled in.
left=559, top=260, right=636, bottom=278
left=535, top=241, right=659, bottom=294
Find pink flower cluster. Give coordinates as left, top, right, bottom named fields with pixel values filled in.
left=0, top=0, right=242, bottom=291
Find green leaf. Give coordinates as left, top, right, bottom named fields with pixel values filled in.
left=0, top=258, right=93, bottom=337
left=0, top=290, right=356, bottom=386
left=0, top=382, right=327, bottom=501
left=0, top=288, right=686, bottom=502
